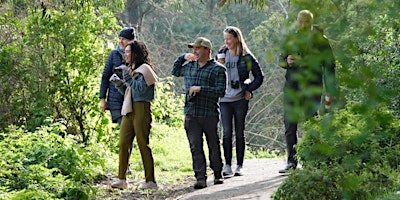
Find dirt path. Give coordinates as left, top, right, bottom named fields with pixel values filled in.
left=174, top=158, right=288, bottom=200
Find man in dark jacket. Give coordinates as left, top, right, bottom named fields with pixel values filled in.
left=279, top=10, right=338, bottom=173
left=100, top=27, right=136, bottom=125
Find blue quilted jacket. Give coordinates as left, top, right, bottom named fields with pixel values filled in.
left=99, top=49, right=124, bottom=110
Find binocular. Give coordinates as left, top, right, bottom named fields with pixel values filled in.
left=231, top=80, right=240, bottom=89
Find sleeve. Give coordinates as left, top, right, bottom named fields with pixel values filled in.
left=100, top=51, right=113, bottom=99
left=127, top=74, right=149, bottom=95
left=171, top=54, right=187, bottom=77
left=115, top=82, right=127, bottom=95
left=247, top=54, right=264, bottom=92
left=321, top=36, right=339, bottom=96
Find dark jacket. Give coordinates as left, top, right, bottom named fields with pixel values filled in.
left=280, top=27, right=338, bottom=97
left=99, top=49, right=124, bottom=110
left=217, top=48, right=264, bottom=96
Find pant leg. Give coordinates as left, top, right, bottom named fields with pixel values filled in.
left=220, top=102, right=234, bottom=165
left=118, top=113, right=135, bottom=179
left=202, top=116, right=223, bottom=173
left=133, top=102, right=155, bottom=182
left=232, top=99, right=249, bottom=166
left=284, top=115, right=298, bottom=165
left=185, top=115, right=207, bottom=181
left=110, top=109, right=123, bottom=125
left=283, top=90, right=299, bottom=165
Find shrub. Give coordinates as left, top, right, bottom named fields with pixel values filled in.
left=0, top=124, right=107, bottom=199
left=273, top=103, right=400, bottom=199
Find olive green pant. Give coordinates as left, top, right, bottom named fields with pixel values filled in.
left=118, top=101, right=155, bottom=182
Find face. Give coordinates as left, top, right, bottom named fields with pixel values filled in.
left=192, top=46, right=209, bottom=62
left=223, top=32, right=238, bottom=51
left=119, top=37, right=132, bottom=50
left=124, top=45, right=133, bottom=64
left=297, top=15, right=312, bottom=31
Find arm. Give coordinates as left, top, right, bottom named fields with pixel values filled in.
left=247, top=54, right=264, bottom=92
left=100, top=52, right=114, bottom=111
left=321, top=37, right=339, bottom=97
left=197, top=65, right=227, bottom=99
left=171, top=54, right=187, bottom=77
left=127, top=74, right=149, bottom=95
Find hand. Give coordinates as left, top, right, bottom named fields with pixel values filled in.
left=185, top=53, right=197, bottom=62
left=189, top=86, right=201, bottom=96
left=116, top=64, right=131, bottom=81
left=244, top=91, right=252, bottom=100
left=109, top=73, right=124, bottom=86
left=100, top=99, right=107, bottom=112
left=325, top=93, right=335, bottom=106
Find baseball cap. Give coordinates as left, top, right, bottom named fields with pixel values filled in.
left=188, top=37, right=212, bottom=49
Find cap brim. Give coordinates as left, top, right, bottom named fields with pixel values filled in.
left=188, top=43, right=195, bottom=48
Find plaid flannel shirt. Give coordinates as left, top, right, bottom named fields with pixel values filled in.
left=172, top=54, right=227, bottom=117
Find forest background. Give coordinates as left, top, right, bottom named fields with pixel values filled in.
left=0, top=0, right=399, bottom=199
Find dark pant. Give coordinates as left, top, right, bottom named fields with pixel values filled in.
left=220, top=99, right=249, bottom=166
left=284, top=93, right=321, bottom=165
left=184, top=115, right=223, bottom=181
left=110, top=109, right=123, bottom=125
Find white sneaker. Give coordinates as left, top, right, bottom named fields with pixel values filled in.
left=234, top=165, right=243, bottom=176
left=111, top=179, right=128, bottom=189
left=138, top=181, right=158, bottom=189
left=222, top=164, right=233, bottom=176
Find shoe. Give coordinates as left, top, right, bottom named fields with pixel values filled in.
left=222, top=164, right=233, bottom=176
left=278, top=163, right=297, bottom=174
left=234, top=165, right=243, bottom=176
left=193, top=179, right=207, bottom=189
left=214, top=171, right=224, bottom=185
left=111, top=179, right=128, bottom=189
left=138, top=181, right=158, bottom=189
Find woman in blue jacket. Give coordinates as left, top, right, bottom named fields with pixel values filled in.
left=110, top=41, right=158, bottom=190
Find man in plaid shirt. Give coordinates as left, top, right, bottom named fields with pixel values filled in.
left=172, top=37, right=227, bottom=189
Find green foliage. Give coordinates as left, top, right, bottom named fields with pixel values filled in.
left=0, top=1, right=124, bottom=144
left=152, top=77, right=185, bottom=128
left=7, top=189, right=56, bottom=200
left=0, top=124, right=109, bottom=199
left=273, top=103, right=400, bottom=199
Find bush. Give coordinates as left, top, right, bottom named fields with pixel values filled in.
left=0, top=124, right=108, bottom=199
left=273, top=103, right=400, bottom=199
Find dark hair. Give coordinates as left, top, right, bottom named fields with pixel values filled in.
left=127, top=41, right=155, bottom=71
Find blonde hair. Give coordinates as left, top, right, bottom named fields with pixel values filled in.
left=224, top=26, right=250, bottom=56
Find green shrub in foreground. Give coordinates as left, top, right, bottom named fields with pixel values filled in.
left=0, top=125, right=107, bottom=199
left=273, top=103, right=400, bottom=199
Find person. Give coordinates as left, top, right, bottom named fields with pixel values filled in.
left=171, top=37, right=227, bottom=189
left=99, top=27, right=136, bottom=174
left=278, top=10, right=338, bottom=173
left=216, top=26, right=264, bottom=176
left=100, top=27, right=136, bottom=125
left=109, top=41, right=158, bottom=189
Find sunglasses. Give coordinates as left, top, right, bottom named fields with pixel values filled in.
left=224, top=28, right=238, bottom=37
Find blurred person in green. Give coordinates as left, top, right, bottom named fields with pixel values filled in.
left=279, top=10, right=338, bottom=173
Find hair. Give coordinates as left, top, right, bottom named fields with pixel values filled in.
left=297, top=10, right=314, bottom=22
left=223, top=26, right=251, bottom=56
left=126, top=41, right=155, bottom=71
